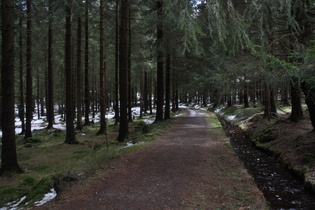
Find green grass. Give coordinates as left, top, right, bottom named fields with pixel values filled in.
left=0, top=115, right=174, bottom=209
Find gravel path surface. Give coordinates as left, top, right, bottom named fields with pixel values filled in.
left=37, top=108, right=266, bottom=209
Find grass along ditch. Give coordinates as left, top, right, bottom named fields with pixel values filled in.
left=0, top=110, right=179, bottom=209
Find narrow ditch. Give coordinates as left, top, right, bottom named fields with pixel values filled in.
left=218, top=117, right=315, bottom=209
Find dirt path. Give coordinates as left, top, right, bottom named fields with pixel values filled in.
left=38, top=109, right=267, bottom=209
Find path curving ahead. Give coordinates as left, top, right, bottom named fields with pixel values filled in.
left=38, top=108, right=266, bottom=209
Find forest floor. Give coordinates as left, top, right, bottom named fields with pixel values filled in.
left=35, top=108, right=267, bottom=209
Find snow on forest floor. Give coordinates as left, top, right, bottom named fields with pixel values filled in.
left=0, top=104, right=207, bottom=139
left=0, top=107, right=158, bottom=138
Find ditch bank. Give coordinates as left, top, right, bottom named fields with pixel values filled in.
left=215, top=107, right=315, bottom=209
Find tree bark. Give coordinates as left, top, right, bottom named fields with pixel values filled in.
left=164, top=42, right=171, bottom=119
left=289, top=79, right=304, bottom=122
left=46, top=9, right=55, bottom=129
left=144, top=71, right=148, bottom=113
left=263, top=83, right=271, bottom=120
left=1, top=0, right=23, bottom=175
left=19, top=15, right=25, bottom=134
left=97, top=0, right=107, bottom=135
left=155, top=0, right=164, bottom=122
left=117, top=0, right=129, bottom=141
left=301, top=81, right=315, bottom=130
left=76, top=17, right=83, bottom=130
left=270, top=89, right=277, bottom=116
left=244, top=80, right=250, bottom=108
left=114, top=0, right=120, bottom=124
left=84, top=0, right=90, bottom=126
left=64, top=3, right=77, bottom=144
left=25, top=0, right=33, bottom=139
left=127, top=4, right=133, bottom=123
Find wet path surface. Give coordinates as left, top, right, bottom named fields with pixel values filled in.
left=219, top=117, right=315, bottom=209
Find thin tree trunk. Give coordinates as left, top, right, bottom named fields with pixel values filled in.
left=84, top=0, right=90, bottom=126
left=270, top=89, right=277, bottom=116
left=46, top=7, right=54, bottom=129
left=289, top=79, right=304, bottom=122
left=244, top=79, right=250, bottom=108
left=117, top=0, right=129, bottom=141
left=144, top=70, right=148, bottom=113
left=114, top=0, right=120, bottom=125
left=37, top=70, right=40, bottom=119
left=172, top=69, right=176, bottom=112
left=19, top=16, right=25, bottom=134
left=25, top=0, right=33, bottom=139
left=76, top=17, right=83, bottom=130
left=97, top=0, right=106, bottom=135
left=149, top=72, right=153, bottom=114
left=64, top=3, right=77, bottom=144
left=0, top=0, right=23, bottom=175
left=139, top=67, right=144, bottom=119
left=127, top=4, right=132, bottom=122
left=155, top=0, right=164, bottom=122
left=301, top=81, right=315, bottom=130
left=263, top=83, right=271, bottom=120
left=164, top=42, right=171, bottom=120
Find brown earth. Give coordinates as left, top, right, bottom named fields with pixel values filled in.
left=36, top=108, right=267, bottom=209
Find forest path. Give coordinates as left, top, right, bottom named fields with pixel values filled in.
left=38, top=108, right=266, bottom=209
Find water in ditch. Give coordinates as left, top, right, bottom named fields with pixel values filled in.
left=219, top=117, right=315, bottom=209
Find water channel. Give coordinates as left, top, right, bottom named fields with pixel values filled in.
left=219, top=117, right=315, bottom=209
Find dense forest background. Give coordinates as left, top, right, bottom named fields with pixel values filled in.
left=1, top=0, right=315, bottom=175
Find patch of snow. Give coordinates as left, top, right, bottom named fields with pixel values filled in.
left=189, top=109, right=197, bottom=117
left=143, top=118, right=154, bottom=124
left=123, top=141, right=144, bottom=148
left=194, top=105, right=201, bottom=109
left=34, top=188, right=57, bottom=206
left=0, top=196, right=26, bottom=210
left=227, top=115, right=236, bottom=120
left=214, top=107, right=223, bottom=113
left=174, top=113, right=184, bottom=117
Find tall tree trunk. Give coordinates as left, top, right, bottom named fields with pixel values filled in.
left=76, top=17, right=83, bottom=130
left=37, top=69, right=40, bottom=119
left=25, top=0, right=33, bottom=139
left=149, top=72, right=153, bottom=114
left=270, top=89, right=277, bottom=116
left=164, top=42, right=171, bottom=119
left=64, top=3, right=77, bottom=144
left=301, top=81, right=315, bottom=131
left=46, top=5, right=54, bottom=129
left=117, top=0, right=129, bottom=141
left=155, top=0, right=164, bottom=122
left=139, top=68, right=144, bottom=118
left=282, top=85, right=290, bottom=106
left=244, top=80, right=250, bottom=108
left=114, top=0, right=120, bottom=124
left=289, top=79, right=304, bottom=122
left=84, top=0, right=90, bottom=126
left=19, top=16, right=25, bottom=134
left=144, top=70, right=148, bottom=113
left=97, top=0, right=107, bottom=135
left=0, top=0, right=23, bottom=175
left=127, top=4, right=133, bottom=122
left=263, top=83, right=271, bottom=120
